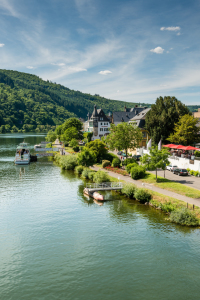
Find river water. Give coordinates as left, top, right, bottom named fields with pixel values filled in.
left=0, top=133, right=200, bottom=300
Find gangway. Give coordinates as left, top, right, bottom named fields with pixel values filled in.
left=85, top=182, right=123, bottom=192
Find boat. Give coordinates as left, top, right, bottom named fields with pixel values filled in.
left=14, top=142, right=31, bottom=165
left=83, top=188, right=104, bottom=201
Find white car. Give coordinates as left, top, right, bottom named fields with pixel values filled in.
left=167, top=165, right=178, bottom=171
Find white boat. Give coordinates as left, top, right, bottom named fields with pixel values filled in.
left=15, top=142, right=31, bottom=165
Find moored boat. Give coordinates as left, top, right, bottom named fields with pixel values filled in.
left=83, top=188, right=104, bottom=201
left=14, top=142, right=31, bottom=165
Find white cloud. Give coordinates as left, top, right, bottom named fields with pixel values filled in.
left=68, top=67, right=87, bottom=72
left=160, top=26, right=181, bottom=31
left=26, top=66, right=34, bottom=69
left=177, top=32, right=181, bottom=36
left=51, top=63, right=65, bottom=66
left=150, top=47, right=164, bottom=54
left=98, top=70, right=112, bottom=75
left=0, top=43, right=5, bottom=47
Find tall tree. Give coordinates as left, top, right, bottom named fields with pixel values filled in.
left=85, top=139, right=108, bottom=163
left=167, top=114, right=200, bottom=145
left=105, top=122, right=142, bottom=158
left=140, top=147, right=169, bottom=181
left=145, top=96, right=190, bottom=144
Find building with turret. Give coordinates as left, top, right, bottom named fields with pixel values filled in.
left=83, top=105, right=110, bottom=140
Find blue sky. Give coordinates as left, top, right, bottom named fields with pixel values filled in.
left=0, top=0, right=200, bottom=105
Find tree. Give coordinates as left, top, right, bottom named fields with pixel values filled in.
left=61, top=127, right=79, bottom=143
left=77, top=149, right=96, bottom=167
left=45, top=130, right=57, bottom=142
left=105, top=122, right=142, bottom=158
left=145, top=96, right=190, bottom=144
left=85, top=139, right=108, bottom=163
left=167, top=114, right=200, bottom=145
left=140, top=147, right=169, bottom=181
left=62, top=118, right=82, bottom=133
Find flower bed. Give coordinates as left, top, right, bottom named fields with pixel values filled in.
left=105, top=166, right=128, bottom=176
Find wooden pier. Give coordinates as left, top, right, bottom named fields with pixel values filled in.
left=85, top=182, right=123, bottom=192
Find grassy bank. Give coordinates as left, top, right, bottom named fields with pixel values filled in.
left=140, top=173, right=200, bottom=199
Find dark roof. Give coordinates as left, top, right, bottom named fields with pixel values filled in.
left=130, top=108, right=151, bottom=121
left=133, top=119, right=146, bottom=129
left=112, top=107, right=146, bottom=124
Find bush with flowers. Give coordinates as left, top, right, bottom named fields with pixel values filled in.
left=105, top=165, right=128, bottom=176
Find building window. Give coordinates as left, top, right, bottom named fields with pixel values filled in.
left=143, top=132, right=147, bottom=138
left=101, top=123, right=103, bottom=125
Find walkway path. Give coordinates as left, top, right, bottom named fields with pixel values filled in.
left=91, top=166, right=200, bottom=208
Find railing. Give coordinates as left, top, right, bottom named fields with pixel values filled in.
left=86, top=182, right=123, bottom=189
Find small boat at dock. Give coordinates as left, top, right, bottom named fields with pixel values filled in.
left=14, top=142, right=31, bottom=165
left=83, top=188, right=104, bottom=201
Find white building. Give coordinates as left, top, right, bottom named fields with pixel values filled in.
left=84, top=105, right=110, bottom=140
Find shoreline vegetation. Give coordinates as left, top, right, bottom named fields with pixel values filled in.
left=53, top=152, right=200, bottom=227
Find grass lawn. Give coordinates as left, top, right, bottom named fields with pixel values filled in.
left=141, top=172, right=200, bottom=199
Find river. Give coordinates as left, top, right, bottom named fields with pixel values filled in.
left=0, top=133, right=200, bottom=300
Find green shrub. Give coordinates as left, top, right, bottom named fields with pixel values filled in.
left=194, top=150, right=200, bottom=157
left=134, top=188, right=152, bottom=204
left=122, top=157, right=137, bottom=166
left=104, top=152, right=118, bottom=162
left=88, top=171, right=96, bottom=180
left=59, top=155, right=78, bottom=170
left=93, top=170, right=110, bottom=183
left=170, top=208, right=199, bottom=226
left=73, top=146, right=79, bottom=152
left=187, top=168, right=190, bottom=173
left=79, top=146, right=84, bottom=152
left=194, top=171, right=199, bottom=177
left=81, top=168, right=91, bottom=179
left=131, top=166, right=146, bottom=180
left=112, top=157, right=121, bottom=168
left=121, top=184, right=136, bottom=199
left=102, top=160, right=111, bottom=168
left=190, top=170, right=194, bottom=175
left=75, top=165, right=84, bottom=174
left=126, top=163, right=138, bottom=174
left=160, top=202, right=176, bottom=213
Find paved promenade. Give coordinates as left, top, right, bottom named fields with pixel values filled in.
left=91, top=166, right=200, bottom=208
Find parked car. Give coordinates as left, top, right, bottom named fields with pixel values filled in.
left=117, top=151, right=122, bottom=155
left=133, top=155, right=141, bottom=161
left=171, top=165, right=178, bottom=172
left=173, top=168, right=188, bottom=176
left=166, top=165, right=172, bottom=171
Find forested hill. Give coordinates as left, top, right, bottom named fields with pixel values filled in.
left=0, top=69, right=147, bottom=132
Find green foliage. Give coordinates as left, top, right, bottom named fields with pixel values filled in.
left=77, top=149, right=96, bottom=167
left=140, top=147, right=169, bottom=181
left=85, top=139, right=108, bottom=163
left=58, top=154, right=78, bottom=170
left=81, top=168, right=91, bottom=179
left=122, top=157, right=137, bottom=166
left=187, top=168, right=190, bottom=173
left=190, top=170, right=194, bottom=175
left=61, top=127, right=79, bottom=143
left=88, top=171, right=96, bottom=180
left=45, top=130, right=57, bottom=142
left=121, top=184, right=136, bottom=199
left=134, top=188, right=152, bottom=204
left=126, top=163, right=138, bottom=174
left=83, top=132, right=93, bottom=143
left=194, top=171, right=199, bottom=177
left=105, top=122, right=142, bottom=157
left=170, top=208, right=199, bottom=226
left=102, top=160, right=111, bottom=168
left=69, top=138, right=79, bottom=151
left=75, top=165, right=84, bottom=174
left=145, top=96, right=190, bottom=144
left=111, top=157, right=121, bottom=168
left=93, top=170, right=110, bottom=183
left=104, top=152, right=119, bottom=161
left=160, top=202, right=176, bottom=213
left=131, top=166, right=146, bottom=180
left=195, top=150, right=200, bottom=157
left=167, top=114, right=200, bottom=145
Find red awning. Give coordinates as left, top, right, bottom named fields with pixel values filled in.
left=184, top=146, right=198, bottom=150
left=163, top=144, right=177, bottom=148
left=175, top=145, right=187, bottom=150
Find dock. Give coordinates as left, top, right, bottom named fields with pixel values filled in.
left=85, top=182, right=123, bottom=192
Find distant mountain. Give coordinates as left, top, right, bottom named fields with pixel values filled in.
left=0, top=69, right=149, bottom=132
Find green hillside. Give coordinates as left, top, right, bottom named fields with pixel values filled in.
left=0, top=69, right=148, bottom=133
